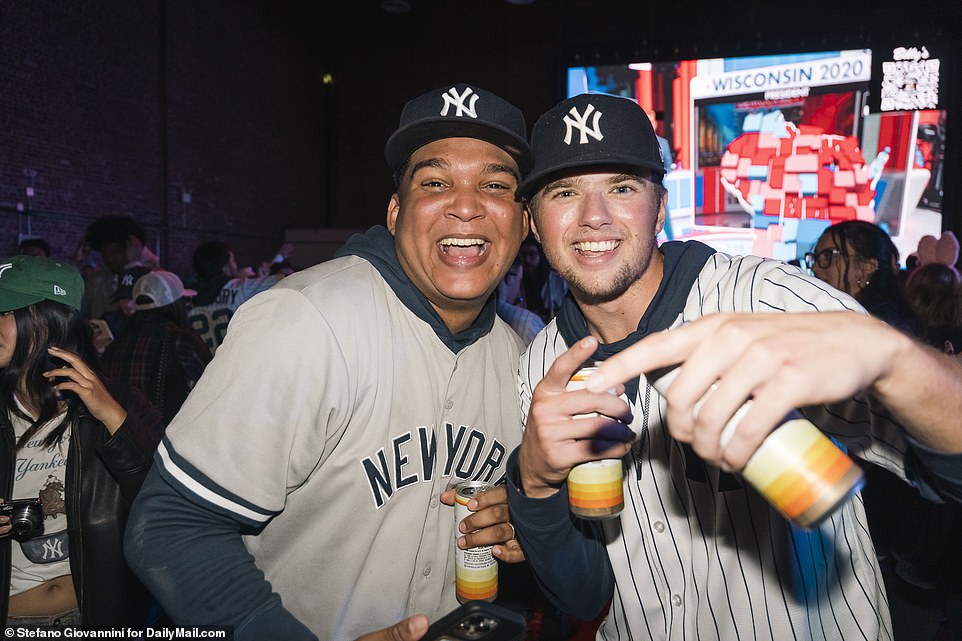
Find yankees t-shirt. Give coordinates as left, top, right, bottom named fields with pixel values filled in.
left=8, top=399, right=71, bottom=596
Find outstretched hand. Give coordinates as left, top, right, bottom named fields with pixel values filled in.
left=584, top=312, right=913, bottom=468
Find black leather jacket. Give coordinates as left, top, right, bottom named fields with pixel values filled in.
left=1, top=381, right=163, bottom=626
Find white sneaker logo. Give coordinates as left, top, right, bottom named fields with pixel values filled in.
left=53, top=285, right=67, bottom=296
left=563, top=104, right=604, bottom=145
left=440, top=87, right=480, bottom=119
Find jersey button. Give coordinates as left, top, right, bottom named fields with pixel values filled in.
left=444, top=399, right=454, bottom=411
left=422, top=566, right=432, bottom=577
left=653, top=521, right=665, bottom=533
left=671, top=594, right=682, bottom=607
left=430, top=496, right=439, bottom=508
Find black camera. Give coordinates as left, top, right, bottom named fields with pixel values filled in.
left=423, top=601, right=526, bottom=641
left=0, top=497, right=45, bottom=540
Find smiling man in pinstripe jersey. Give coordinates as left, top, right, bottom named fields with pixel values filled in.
left=504, top=92, right=962, bottom=641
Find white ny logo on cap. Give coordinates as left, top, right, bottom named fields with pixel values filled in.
left=563, top=104, right=604, bottom=145
left=440, top=87, right=480, bottom=119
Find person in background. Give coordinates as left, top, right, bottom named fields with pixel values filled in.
left=806, top=219, right=919, bottom=335
left=268, top=259, right=297, bottom=277
left=16, top=239, right=51, bottom=259
left=186, top=240, right=291, bottom=354
left=124, top=83, right=533, bottom=641
left=519, top=235, right=567, bottom=322
left=503, top=92, right=962, bottom=641
left=894, top=259, right=962, bottom=640
left=646, top=107, right=675, bottom=240
left=905, top=262, right=962, bottom=356
left=100, top=270, right=212, bottom=427
left=805, top=218, right=949, bottom=638
left=496, top=253, right=545, bottom=345
left=82, top=215, right=162, bottom=341
left=0, top=255, right=163, bottom=630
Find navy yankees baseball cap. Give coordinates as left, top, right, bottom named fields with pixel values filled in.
left=0, top=255, right=84, bottom=312
left=516, top=93, right=666, bottom=201
left=385, top=83, right=533, bottom=174
left=112, top=265, right=151, bottom=302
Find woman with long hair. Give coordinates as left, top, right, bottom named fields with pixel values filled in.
left=0, top=255, right=162, bottom=630
left=806, top=219, right=919, bottom=334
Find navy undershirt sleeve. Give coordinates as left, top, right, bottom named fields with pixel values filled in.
left=124, top=465, right=317, bottom=641
left=505, top=447, right=614, bottom=620
left=905, top=435, right=962, bottom=504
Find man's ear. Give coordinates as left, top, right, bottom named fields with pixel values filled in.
left=654, top=191, right=668, bottom=236
left=528, top=203, right=542, bottom=243
left=520, top=203, right=532, bottom=241
left=386, top=193, right=401, bottom=236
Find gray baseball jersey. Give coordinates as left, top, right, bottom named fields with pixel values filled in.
left=517, top=245, right=912, bottom=641
left=187, top=274, right=284, bottom=353
left=157, top=239, right=524, bottom=639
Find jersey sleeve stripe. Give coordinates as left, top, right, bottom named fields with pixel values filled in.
left=156, top=439, right=276, bottom=525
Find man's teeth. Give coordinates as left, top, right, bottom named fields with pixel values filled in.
left=440, top=238, right=486, bottom=256
left=575, top=240, right=618, bottom=252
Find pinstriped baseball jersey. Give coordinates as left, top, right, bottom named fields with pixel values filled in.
left=157, top=243, right=524, bottom=640
left=518, top=246, right=911, bottom=641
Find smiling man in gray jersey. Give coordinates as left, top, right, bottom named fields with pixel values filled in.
left=505, top=92, right=962, bottom=641
left=124, top=83, right=533, bottom=641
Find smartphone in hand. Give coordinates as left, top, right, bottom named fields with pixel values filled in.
left=422, top=601, right=526, bottom=641
left=43, top=353, right=77, bottom=401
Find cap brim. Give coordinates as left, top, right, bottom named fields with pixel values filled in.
left=0, top=291, right=44, bottom=313
left=516, top=155, right=666, bottom=201
left=385, top=119, right=533, bottom=173
left=135, top=287, right=197, bottom=310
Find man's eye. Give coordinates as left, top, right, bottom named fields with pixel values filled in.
left=612, top=184, right=634, bottom=194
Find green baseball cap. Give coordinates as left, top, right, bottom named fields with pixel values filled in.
left=0, top=255, right=84, bottom=312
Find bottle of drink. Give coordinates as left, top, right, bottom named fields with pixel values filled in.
left=566, top=366, right=624, bottom=520
left=649, top=367, right=864, bottom=529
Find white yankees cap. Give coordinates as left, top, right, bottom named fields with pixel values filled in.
left=385, top=83, right=532, bottom=173
left=516, top=92, right=665, bottom=201
left=133, top=270, right=197, bottom=310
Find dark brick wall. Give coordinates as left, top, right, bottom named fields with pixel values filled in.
left=0, top=0, right=327, bottom=276
left=1, top=1, right=958, bottom=279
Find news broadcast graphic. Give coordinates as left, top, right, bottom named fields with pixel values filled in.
left=567, top=45, right=947, bottom=265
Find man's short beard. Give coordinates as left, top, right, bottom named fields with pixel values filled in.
left=563, top=262, right=640, bottom=306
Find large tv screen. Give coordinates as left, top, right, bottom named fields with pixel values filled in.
left=567, top=47, right=947, bottom=265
